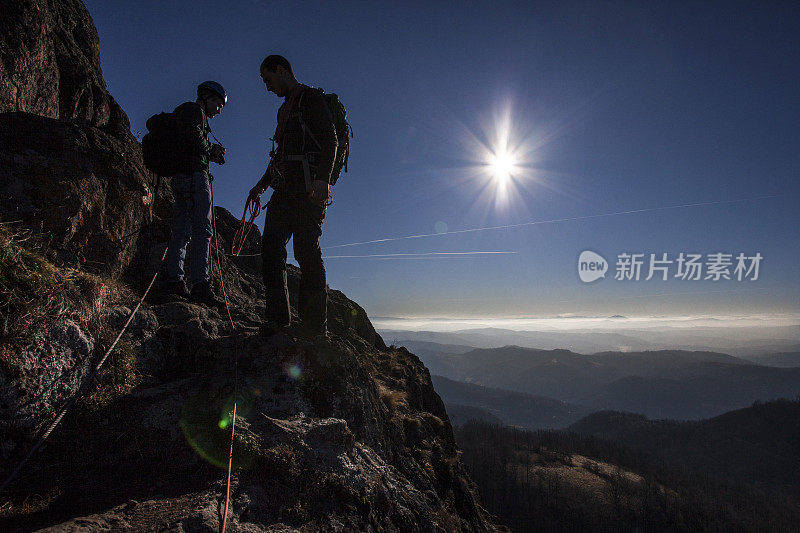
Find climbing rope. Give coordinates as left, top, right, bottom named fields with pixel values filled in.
left=1, top=165, right=161, bottom=494
left=230, top=195, right=261, bottom=258
left=209, top=183, right=240, bottom=533
left=0, top=247, right=168, bottom=494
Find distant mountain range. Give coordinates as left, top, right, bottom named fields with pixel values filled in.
left=569, top=398, right=800, bottom=491
left=432, top=375, right=591, bottom=429
left=386, top=325, right=800, bottom=358
left=743, top=351, right=800, bottom=368
left=414, top=342, right=800, bottom=419
left=444, top=404, right=504, bottom=427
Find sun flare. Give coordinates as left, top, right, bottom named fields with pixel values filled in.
left=489, top=150, right=515, bottom=185
left=452, top=98, right=544, bottom=211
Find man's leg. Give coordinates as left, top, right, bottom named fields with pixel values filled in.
left=261, top=195, right=293, bottom=327
left=294, top=201, right=327, bottom=334
left=187, top=171, right=213, bottom=286
left=165, top=173, right=192, bottom=283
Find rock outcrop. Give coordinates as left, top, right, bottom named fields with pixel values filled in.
left=4, top=288, right=498, bottom=531
left=0, top=1, right=504, bottom=531
left=0, top=0, right=131, bottom=136
left=0, top=0, right=164, bottom=281
left=0, top=112, right=158, bottom=279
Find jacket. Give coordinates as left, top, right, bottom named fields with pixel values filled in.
left=174, top=101, right=212, bottom=175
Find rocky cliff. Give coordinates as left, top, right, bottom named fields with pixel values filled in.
left=0, top=1, right=504, bottom=531
left=1, top=0, right=160, bottom=281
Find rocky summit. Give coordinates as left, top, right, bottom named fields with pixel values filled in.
left=0, top=1, right=503, bottom=531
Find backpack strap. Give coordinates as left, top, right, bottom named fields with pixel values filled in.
left=294, top=88, right=323, bottom=152
left=273, top=84, right=307, bottom=155
left=285, top=154, right=313, bottom=192
left=287, top=90, right=317, bottom=193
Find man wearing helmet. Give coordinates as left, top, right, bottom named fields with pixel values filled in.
left=162, top=81, right=227, bottom=304
left=248, top=55, right=338, bottom=338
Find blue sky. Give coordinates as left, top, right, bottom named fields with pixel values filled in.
left=85, top=1, right=800, bottom=319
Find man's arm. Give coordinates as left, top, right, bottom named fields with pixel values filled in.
left=251, top=166, right=272, bottom=197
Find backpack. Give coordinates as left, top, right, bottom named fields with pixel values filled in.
left=297, top=88, right=353, bottom=186
left=323, top=91, right=352, bottom=186
left=141, top=112, right=190, bottom=176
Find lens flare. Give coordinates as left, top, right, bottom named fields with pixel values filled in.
left=288, top=364, right=302, bottom=379
left=180, top=390, right=256, bottom=469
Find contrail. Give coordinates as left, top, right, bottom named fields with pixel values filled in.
left=287, top=251, right=518, bottom=260
left=326, top=194, right=780, bottom=249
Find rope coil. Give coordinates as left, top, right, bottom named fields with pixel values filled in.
left=231, top=196, right=260, bottom=258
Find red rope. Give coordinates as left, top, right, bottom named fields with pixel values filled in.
left=231, top=196, right=260, bottom=257
left=210, top=184, right=239, bottom=533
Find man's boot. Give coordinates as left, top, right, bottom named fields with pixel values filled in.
left=190, top=281, right=221, bottom=306
left=163, top=280, right=189, bottom=298
left=258, top=321, right=292, bottom=339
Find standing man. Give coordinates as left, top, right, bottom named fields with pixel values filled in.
left=248, top=55, right=338, bottom=337
left=162, top=81, right=227, bottom=305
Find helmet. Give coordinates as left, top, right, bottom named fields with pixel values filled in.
left=197, top=81, right=227, bottom=104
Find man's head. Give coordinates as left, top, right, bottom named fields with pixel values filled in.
left=197, top=81, right=227, bottom=118
left=260, top=55, right=297, bottom=98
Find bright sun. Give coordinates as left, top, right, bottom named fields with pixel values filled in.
left=463, top=100, right=537, bottom=208
left=489, top=150, right=515, bottom=184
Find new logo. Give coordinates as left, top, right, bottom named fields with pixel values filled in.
left=578, top=251, right=608, bottom=283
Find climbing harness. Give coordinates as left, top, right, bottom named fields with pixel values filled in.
left=264, top=83, right=308, bottom=192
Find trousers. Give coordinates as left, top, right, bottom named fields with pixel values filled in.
left=261, top=191, right=327, bottom=332
left=165, top=171, right=212, bottom=285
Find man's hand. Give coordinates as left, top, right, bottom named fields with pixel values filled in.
left=309, top=180, right=330, bottom=207
left=209, top=143, right=226, bottom=164
left=249, top=183, right=265, bottom=203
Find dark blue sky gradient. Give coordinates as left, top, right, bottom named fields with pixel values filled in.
left=85, top=1, right=800, bottom=318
